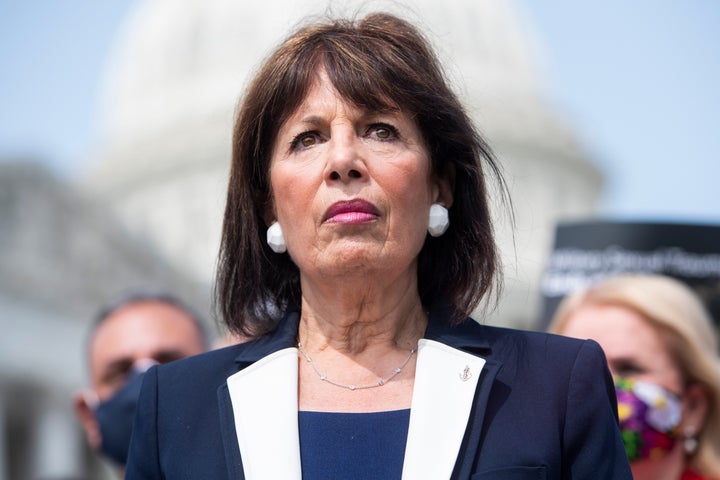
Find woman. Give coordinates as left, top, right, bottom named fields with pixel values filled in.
left=549, top=274, right=720, bottom=480
left=126, top=12, right=631, bottom=479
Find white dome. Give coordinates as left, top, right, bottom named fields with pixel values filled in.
left=95, top=0, right=544, bottom=155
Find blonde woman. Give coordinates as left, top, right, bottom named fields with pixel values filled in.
left=549, top=274, right=720, bottom=480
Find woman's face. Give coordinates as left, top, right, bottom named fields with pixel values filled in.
left=269, top=71, right=447, bottom=281
left=560, top=303, right=683, bottom=392
left=560, top=303, right=712, bottom=479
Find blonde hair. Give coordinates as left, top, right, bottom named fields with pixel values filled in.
left=548, top=274, right=720, bottom=477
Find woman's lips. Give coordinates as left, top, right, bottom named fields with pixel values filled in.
left=323, top=199, right=379, bottom=224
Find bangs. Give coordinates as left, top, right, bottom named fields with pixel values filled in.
left=320, top=41, right=407, bottom=114
left=272, top=30, right=420, bottom=132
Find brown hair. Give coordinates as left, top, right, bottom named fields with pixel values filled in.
left=216, top=12, right=506, bottom=337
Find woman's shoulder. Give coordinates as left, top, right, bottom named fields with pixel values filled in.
left=458, top=317, right=600, bottom=350
left=155, top=314, right=299, bottom=385
left=429, top=309, right=596, bottom=353
left=152, top=339, right=260, bottom=388
left=456, top=319, right=607, bottom=371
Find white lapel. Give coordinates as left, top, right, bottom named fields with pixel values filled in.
left=401, top=339, right=486, bottom=480
left=226, top=347, right=301, bottom=480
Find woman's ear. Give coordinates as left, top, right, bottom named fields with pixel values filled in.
left=433, top=163, right=455, bottom=208
left=681, top=383, right=710, bottom=434
left=262, top=197, right=277, bottom=227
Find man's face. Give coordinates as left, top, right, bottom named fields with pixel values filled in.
left=89, top=300, right=206, bottom=400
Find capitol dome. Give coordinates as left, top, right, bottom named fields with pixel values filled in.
left=84, top=0, right=602, bottom=328
left=95, top=0, right=543, bottom=148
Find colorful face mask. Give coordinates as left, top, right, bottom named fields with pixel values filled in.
left=615, top=377, right=682, bottom=462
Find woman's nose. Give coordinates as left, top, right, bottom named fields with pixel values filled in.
left=325, top=133, right=366, bottom=182
left=328, top=168, right=362, bottom=180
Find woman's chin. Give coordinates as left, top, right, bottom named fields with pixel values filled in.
left=304, top=247, right=406, bottom=278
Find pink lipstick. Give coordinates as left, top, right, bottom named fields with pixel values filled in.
left=323, top=199, right=379, bottom=224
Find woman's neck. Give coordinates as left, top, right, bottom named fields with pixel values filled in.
left=298, top=303, right=426, bottom=353
left=297, top=272, right=427, bottom=354
left=629, top=447, right=686, bottom=480
left=295, top=290, right=426, bottom=412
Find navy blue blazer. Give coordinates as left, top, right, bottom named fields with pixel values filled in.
left=126, top=311, right=632, bottom=479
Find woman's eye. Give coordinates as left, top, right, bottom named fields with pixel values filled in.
left=301, top=135, right=317, bottom=147
left=612, top=360, right=645, bottom=377
left=290, top=132, right=320, bottom=151
left=367, top=123, right=397, bottom=141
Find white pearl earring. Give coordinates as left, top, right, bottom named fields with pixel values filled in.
left=684, top=427, right=699, bottom=455
left=427, top=204, right=449, bottom=237
left=266, top=222, right=287, bottom=253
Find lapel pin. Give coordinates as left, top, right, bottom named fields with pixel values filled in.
left=459, top=365, right=472, bottom=381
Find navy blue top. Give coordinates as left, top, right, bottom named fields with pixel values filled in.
left=126, top=311, right=633, bottom=479
left=298, top=409, right=411, bottom=479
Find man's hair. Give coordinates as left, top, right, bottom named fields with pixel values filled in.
left=89, top=291, right=208, bottom=349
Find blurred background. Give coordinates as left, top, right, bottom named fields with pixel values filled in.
left=1, top=0, right=718, bottom=477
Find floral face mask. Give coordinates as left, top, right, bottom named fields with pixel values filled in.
left=615, top=377, right=682, bottom=462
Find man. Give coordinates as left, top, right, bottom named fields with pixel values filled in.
left=73, top=292, right=207, bottom=473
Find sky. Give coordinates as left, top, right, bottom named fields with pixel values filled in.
left=0, top=0, right=718, bottom=225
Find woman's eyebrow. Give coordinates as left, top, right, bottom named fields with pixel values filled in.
left=295, top=115, right=324, bottom=127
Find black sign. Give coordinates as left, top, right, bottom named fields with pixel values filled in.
left=539, top=220, right=720, bottom=329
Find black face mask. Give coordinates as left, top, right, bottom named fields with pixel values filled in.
left=93, top=369, right=146, bottom=466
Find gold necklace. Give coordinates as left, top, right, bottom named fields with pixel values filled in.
left=297, top=342, right=417, bottom=391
